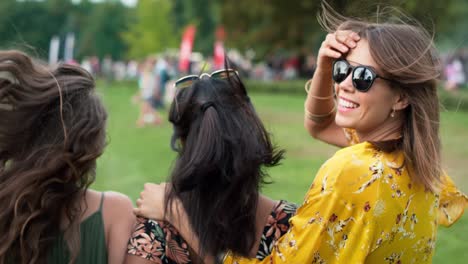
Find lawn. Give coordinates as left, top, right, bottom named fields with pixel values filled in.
left=93, top=81, right=468, bottom=263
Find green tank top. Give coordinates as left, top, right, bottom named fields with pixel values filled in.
left=48, top=193, right=108, bottom=264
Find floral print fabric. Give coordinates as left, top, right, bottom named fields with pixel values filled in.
left=127, top=217, right=191, bottom=264
left=256, top=201, right=298, bottom=260
left=225, top=141, right=468, bottom=264
left=127, top=201, right=298, bottom=263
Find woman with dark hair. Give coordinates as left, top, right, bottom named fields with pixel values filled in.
left=131, top=2, right=467, bottom=264
left=0, top=50, right=135, bottom=264
left=125, top=69, right=296, bottom=263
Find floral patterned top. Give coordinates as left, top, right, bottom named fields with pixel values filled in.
left=127, top=200, right=298, bottom=263
left=225, top=141, right=468, bottom=264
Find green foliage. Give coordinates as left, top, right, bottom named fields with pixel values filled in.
left=77, top=1, right=131, bottom=59
left=0, top=0, right=466, bottom=61
left=0, top=0, right=130, bottom=60
left=122, top=0, right=178, bottom=59
left=170, top=0, right=220, bottom=55
left=220, top=0, right=462, bottom=58
left=0, top=0, right=66, bottom=56
left=436, top=0, right=468, bottom=50
left=245, top=80, right=308, bottom=94
left=439, top=88, right=468, bottom=112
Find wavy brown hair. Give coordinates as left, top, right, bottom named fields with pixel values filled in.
left=319, top=1, right=442, bottom=192
left=0, top=50, right=107, bottom=264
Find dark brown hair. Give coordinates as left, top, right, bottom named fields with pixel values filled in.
left=166, top=66, right=284, bottom=258
left=0, top=50, right=107, bottom=263
left=319, top=2, right=442, bottom=192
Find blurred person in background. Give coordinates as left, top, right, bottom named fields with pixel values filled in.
left=444, top=55, right=466, bottom=91
left=152, top=56, right=171, bottom=109
left=136, top=56, right=162, bottom=127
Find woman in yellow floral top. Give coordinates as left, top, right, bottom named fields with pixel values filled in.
left=255, top=2, right=468, bottom=264
left=132, top=2, right=468, bottom=264
left=225, top=141, right=466, bottom=263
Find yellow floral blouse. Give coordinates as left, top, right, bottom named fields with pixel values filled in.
left=225, top=139, right=468, bottom=264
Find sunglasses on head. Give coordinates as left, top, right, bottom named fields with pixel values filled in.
left=332, top=59, right=392, bottom=92
left=174, top=69, right=238, bottom=89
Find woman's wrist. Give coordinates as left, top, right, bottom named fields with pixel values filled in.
left=305, top=80, right=334, bottom=99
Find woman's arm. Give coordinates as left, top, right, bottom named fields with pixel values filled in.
left=103, top=192, right=137, bottom=264
left=134, top=183, right=215, bottom=264
left=304, top=30, right=360, bottom=147
left=438, top=174, right=468, bottom=227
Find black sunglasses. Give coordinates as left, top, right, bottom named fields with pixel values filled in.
left=174, top=69, right=238, bottom=89
left=332, top=59, right=392, bottom=92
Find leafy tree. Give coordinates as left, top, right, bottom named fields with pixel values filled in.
left=123, top=0, right=178, bottom=59
left=220, top=0, right=457, bottom=59
left=435, top=0, right=468, bottom=51
left=0, top=0, right=131, bottom=60
left=77, top=1, right=130, bottom=59
left=0, top=0, right=69, bottom=57
left=169, top=0, right=221, bottom=56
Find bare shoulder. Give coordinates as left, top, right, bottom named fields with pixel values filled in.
left=101, top=193, right=137, bottom=263
left=102, top=191, right=135, bottom=221
left=103, top=191, right=134, bottom=208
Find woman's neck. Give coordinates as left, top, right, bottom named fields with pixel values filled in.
left=357, top=116, right=403, bottom=142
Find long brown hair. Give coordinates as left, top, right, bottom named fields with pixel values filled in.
left=0, top=50, right=107, bottom=264
left=166, top=67, right=284, bottom=258
left=319, top=2, right=442, bottom=192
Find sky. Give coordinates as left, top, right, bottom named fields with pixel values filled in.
left=119, top=0, right=137, bottom=7
left=71, top=0, right=137, bottom=7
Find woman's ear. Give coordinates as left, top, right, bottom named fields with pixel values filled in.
left=393, top=93, right=409, bottom=111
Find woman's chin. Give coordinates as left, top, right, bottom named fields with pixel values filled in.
left=335, top=116, right=354, bottom=129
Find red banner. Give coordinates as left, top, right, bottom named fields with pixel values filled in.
left=213, top=41, right=225, bottom=69
left=178, top=25, right=196, bottom=73
left=213, top=26, right=226, bottom=69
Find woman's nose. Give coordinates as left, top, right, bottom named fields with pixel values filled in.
left=337, top=73, right=355, bottom=93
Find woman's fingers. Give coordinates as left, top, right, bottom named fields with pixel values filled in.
left=318, top=31, right=361, bottom=63
left=133, top=207, right=141, bottom=215
left=321, top=47, right=342, bottom=59
left=335, top=30, right=360, bottom=48
left=325, top=34, right=349, bottom=53
left=144, top=182, right=156, bottom=190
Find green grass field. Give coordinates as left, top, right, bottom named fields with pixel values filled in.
left=93, top=81, right=468, bottom=262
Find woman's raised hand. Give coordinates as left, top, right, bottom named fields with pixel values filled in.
left=133, top=182, right=168, bottom=220
left=316, top=30, right=360, bottom=71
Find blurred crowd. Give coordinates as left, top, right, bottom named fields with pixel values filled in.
left=78, top=47, right=468, bottom=99
left=78, top=50, right=318, bottom=84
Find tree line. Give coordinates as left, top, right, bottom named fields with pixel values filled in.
left=0, top=0, right=465, bottom=61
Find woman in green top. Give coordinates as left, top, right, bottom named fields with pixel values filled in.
left=0, top=50, right=135, bottom=264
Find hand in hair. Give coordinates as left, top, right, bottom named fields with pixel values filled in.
left=317, top=30, right=360, bottom=70
left=134, top=182, right=169, bottom=221
left=133, top=182, right=214, bottom=264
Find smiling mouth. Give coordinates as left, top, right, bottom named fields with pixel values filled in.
left=338, top=98, right=360, bottom=109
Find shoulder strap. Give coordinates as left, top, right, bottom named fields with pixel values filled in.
left=99, top=192, right=105, bottom=211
